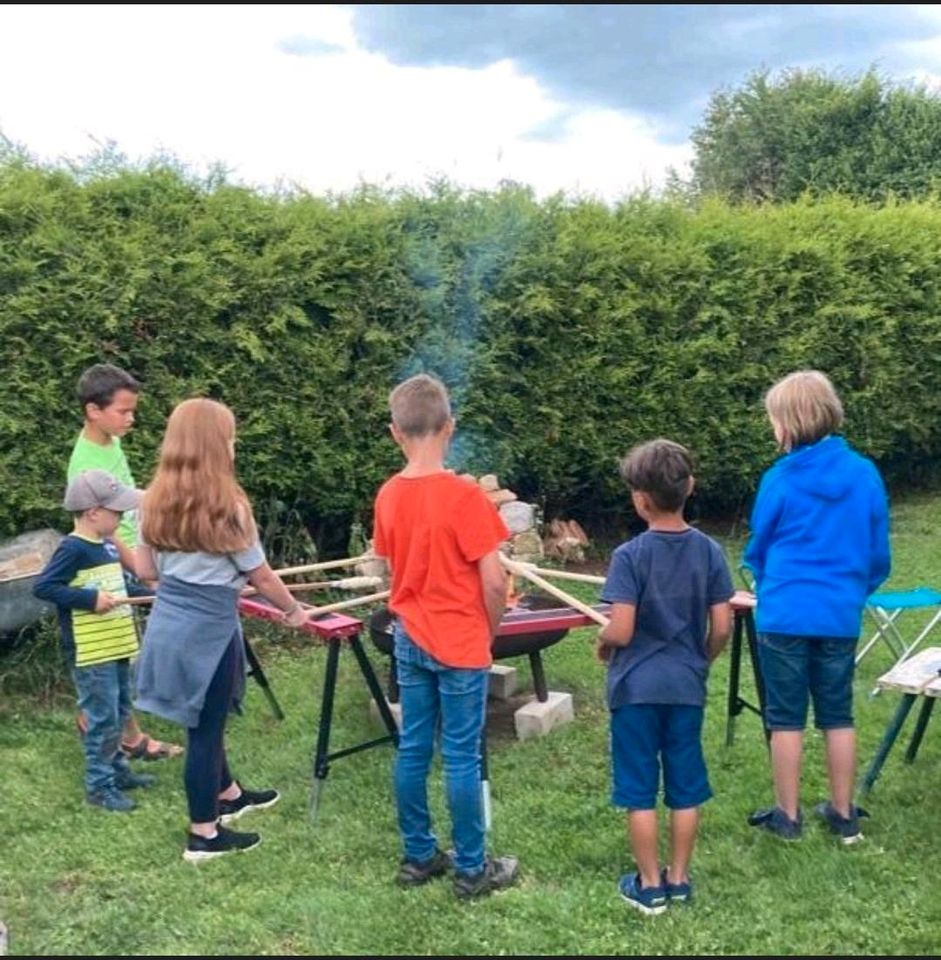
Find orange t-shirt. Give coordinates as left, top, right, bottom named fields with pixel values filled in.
left=372, top=471, right=510, bottom=668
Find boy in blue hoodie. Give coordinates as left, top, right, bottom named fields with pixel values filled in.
left=744, top=370, right=890, bottom=844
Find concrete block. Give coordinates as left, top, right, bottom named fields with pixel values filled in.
left=488, top=664, right=518, bottom=700
left=369, top=697, right=402, bottom=731
left=513, top=691, right=574, bottom=741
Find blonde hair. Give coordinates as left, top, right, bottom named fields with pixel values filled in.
left=141, top=398, right=255, bottom=553
left=389, top=373, right=451, bottom=437
left=765, top=370, right=844, bottom=450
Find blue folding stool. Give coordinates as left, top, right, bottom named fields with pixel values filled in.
left=857, top=587, right=941, bottom=672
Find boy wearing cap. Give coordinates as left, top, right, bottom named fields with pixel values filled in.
left=33, top=469, right=157, bottom=812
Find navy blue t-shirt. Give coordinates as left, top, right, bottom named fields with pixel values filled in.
left=601, top=528, right=734, bottom=709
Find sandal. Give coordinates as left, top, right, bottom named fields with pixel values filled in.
left=121, top=734, right=184, bottom=761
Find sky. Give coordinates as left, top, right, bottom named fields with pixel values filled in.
left=2, top=3, right=941, bottom=202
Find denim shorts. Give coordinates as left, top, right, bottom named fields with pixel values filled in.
left=610, top=703, right=711, bottom=810
left=757, top=632, right=856, bottom=731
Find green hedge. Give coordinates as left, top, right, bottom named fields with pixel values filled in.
left=1, top=156, right=939, bottom=546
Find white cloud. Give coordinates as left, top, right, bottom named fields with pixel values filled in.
left=0, top=3, right=690, bottom=201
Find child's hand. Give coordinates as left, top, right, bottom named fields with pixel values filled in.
left=596, top=636, right=613, bottom=665
left=283, top=603, right=310, bottom=629
left=94, top=591, right=120, bottom=613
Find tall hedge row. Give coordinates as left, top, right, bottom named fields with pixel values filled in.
left=1, top=157, right=939, bottom=547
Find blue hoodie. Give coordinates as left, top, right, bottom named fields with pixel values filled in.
left=743, top=435, right=890, bottom=638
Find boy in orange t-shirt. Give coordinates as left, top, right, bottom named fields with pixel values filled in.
left=372, top=373, right=520, bottom=900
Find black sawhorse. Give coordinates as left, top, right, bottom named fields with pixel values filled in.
left=237, top=597, right=399, bottom=819
left=725, top=592, right=768, bottom=746
left=243, top=635, right=285, bottom=720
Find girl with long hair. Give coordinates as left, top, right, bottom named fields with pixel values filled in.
left=135, top=398, right=310, bottom=861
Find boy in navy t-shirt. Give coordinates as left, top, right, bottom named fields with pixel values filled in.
left=598, top=439, right=734, bottom=915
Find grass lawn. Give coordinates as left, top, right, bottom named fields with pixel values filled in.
left=3, top=491, right=941, bottom=955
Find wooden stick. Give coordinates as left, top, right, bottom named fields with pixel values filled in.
left=512, top=561, right=605, bottom=585
left=305, top=590, right=391, bottom=616
left=120, top=587, right=392, bottom=617
left=242, top=576, right=383, bottom=597
left=273, top=555, right=372, bottom=578
left=500, top=555, right=609, bottom=627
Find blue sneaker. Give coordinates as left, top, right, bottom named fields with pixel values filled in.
left=86, top=787, right=135, bottom=812
left=747, top=806, right=802, bottom=841
left=660, top=867, right=693, bottom=904
left=814, top=802, right=869, bottom=845
left=618, top=872, right=667, bottom=916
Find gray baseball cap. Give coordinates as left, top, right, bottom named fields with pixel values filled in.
left=63, top=469, right=141, bottom=513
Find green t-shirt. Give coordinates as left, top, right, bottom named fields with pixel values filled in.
left=67, top=433, right=139, bottom=547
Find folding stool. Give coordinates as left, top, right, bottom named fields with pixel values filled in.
left=857, top=586, right=941, bottom=671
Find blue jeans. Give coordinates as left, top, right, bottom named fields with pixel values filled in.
left=73, top=658, right=132, bottom=794
left=758, top=632, right=856, bottom=730
left=393, top=622, right=489, bottom=876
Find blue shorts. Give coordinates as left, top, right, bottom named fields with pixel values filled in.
left=757, top=632, right=856, bottom=731
left=610, top=703, right=711, bottom=810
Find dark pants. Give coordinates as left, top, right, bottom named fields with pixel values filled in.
left=184, top=635, right=237, bottom=823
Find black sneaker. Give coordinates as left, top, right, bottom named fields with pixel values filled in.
left=183, top=825, right=261, bottom=862
left=397, top=848, right=452, bottom=887
left=814, top=801, right=869, bottom=845
left=453, top=855, right=520, bottom=900
left=747, top=806, right=803, bottom=841
left=218, top=783, right=280, bottom=825
left=86, top=787, right=135, bottom=813
left=115, top=770, right=157, bottom=791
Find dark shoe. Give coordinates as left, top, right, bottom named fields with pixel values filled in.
left=618, top=871, right=667, bottom=916
left=748, top=806, right=803, bottom=841
left=453, top=855, right=520, bottom=899
left=660, top=867, right=692, bottom=904
left=218, top=783, right=280, bottom=825
left=115, top=770, right=157, bottom=791
left=86, top=787, right=135, bottom=813
left=396, top=848, right=452, bottom=887
left=183, top=825, right=261, bottom=863
left=814, top=801, right=869, bottom=845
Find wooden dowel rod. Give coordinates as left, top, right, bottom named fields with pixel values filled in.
left=500, top=555, right=609, bottom=627
left=306, top=590, right=391, bottom=616
left=515, top=563, right=605, bottom=585
left=243, top=576, right=382, bottom=597
left=273, top=555, right=372, bottom=578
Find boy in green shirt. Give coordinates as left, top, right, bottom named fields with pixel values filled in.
left=69, top=363, right=183, bottom=761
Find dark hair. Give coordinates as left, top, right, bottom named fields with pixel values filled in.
left=618, top=439, right=694, bottom=512
left=77, top=364, right=140, bottom=410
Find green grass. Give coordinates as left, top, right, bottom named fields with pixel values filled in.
left=3, top=493, right=941, bottom=955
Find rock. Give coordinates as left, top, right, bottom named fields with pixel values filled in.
left=478, top=474, right=500, bottom=493
left=486, top=489, right=518, bottom=507
left=510, top=530, right=544, bottom=562
left=499, top=501, right=535, bottom=534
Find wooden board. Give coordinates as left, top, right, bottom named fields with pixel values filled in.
left=876, top=646, right=941, bottom=696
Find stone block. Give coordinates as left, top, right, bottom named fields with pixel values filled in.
left=513, top=691, right=574, bottom=740
left=488, top=664, right=518, bottom=700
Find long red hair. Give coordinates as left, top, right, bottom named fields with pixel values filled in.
left=141, top=398, right=255, bottom=553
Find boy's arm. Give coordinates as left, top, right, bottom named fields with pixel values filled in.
left=478, top=550, right=508, bottom=637
left=706, top=601, right=733, bottom=662
left=33, top=542, right=113, bottom=613
left=742, top=475, right=782, bottom=586
left=598, top=603, right=636, bottom=649
left=112, top=536, right=138, bottom=578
